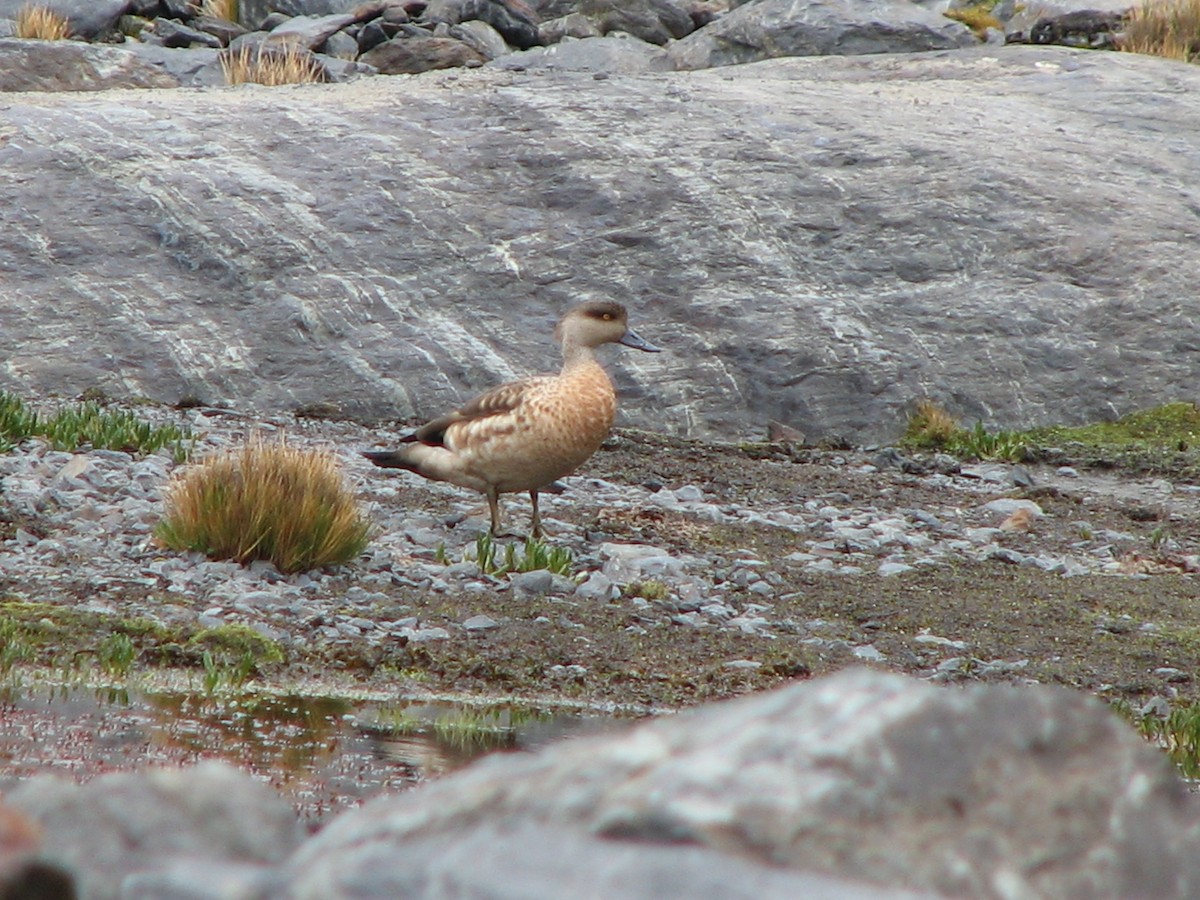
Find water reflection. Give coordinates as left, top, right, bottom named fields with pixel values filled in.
left=0, top=686, right=614, bottom=822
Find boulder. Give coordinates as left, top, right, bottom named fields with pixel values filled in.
left=238, top=0, right=378, bottom=30
left=997, top=0, right=1131, bottom=44
left=122, top=43, right=228, bottom=86
left=450, top=19, right=512, bottom=59
left=6, top=761, right=305, bottom=900
left=668, top=0, right=977, bottom=69
left=149, top=17, right=225, bottom=49
left=538, top=11, right=601, bottom=42
left=278, top=669, right=1200, bottom=898
left=264, top=11, right=359, bottom=48
left=5, top=48, right=1200, bottom=442
left=0, top=802, right=72, bottom=899
left=360, top=33, right=486, bottom=71
left=423, top=0, right=542, bottom=49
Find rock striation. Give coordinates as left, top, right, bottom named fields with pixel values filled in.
left=2, top=45, right=1200, bottom=442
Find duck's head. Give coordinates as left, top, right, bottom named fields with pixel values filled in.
left=555, top=301, right=662, bottom=353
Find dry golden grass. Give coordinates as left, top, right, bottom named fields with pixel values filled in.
left=1121, top=0, right=1200, bottom=61
left=14, top=5, right=70, bottom=40
left=156, top=437, right=371, bottom=573
left=944, top=5, right=1002, bottom=38
left=200, top=0, right=238, bottom=23
left=903, top=399, right=960, bottom=448
left=221, top=44, right=325, bottom=86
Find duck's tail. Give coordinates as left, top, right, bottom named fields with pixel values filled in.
left=362, top=448, right=421, bottom=473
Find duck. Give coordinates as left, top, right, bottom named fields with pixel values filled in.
left=363, top=300, right=661, bottom=537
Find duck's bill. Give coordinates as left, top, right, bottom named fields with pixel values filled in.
left=619, top=329, right=662, bottom=353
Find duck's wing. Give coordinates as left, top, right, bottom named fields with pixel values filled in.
left=409, top=376, right=548, bottom=448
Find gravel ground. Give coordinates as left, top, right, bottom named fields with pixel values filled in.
left=4, top=403, right=1200, bottom=812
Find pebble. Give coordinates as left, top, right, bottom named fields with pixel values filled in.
left=462, top=615, right=499, bottom=632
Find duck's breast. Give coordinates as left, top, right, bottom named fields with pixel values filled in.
left=454, top=362, right=616, bottom=493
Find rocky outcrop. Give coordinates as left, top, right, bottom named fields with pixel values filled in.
left=0, top=0, right=1144, bottom=91
left=668, top=0, right=976, bottom=69
left=8, top=670, right=1200, bottom=898
left=3, top=47, right=1200, bottom=442
left=0, top=39, right=181, bottom=90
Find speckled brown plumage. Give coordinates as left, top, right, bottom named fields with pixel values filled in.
left=364, top=301, right=661, bottom=536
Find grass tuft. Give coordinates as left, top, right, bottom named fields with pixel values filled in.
left=97, top=632, right=137, bottom=678
left=466, top=532, right=574, bottom=577
left=221, top=44, right=325, bottom=86
left=944, top=3, right=1002, bottom=38
left=14, top=4, right=70, bottom=40
left=901, top=400, right=1028, bottom=461
left=1120, top=0, right=1200, bottom=62
left=904, top=399, right=960, bottom=449
left=155, top=436, right=371, bottom=574
left=200, top=0, right=238, bottom=23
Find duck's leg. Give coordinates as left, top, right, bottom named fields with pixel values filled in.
left=486, top=487, right=503, bottom=536
left=529, top=489, right=542, bottom=539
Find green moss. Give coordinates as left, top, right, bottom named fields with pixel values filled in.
left=188, top=624, right=285, bottom=664
left=1027, top=402, right=1200, bottom=453
left=1114, top=698, right=1200, bottom=779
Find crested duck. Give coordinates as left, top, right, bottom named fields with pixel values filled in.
left=364, top=301, right=661, bottom=537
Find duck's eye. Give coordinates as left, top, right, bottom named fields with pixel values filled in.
left=601, top=313, right=612, bottom=321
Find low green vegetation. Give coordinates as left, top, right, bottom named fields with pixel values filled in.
left=1114, top=699, right=1200, bottom=779
left=0, top=390, right=192, bottom=460
left=466, top=532, right=575, bottom=577
left=156, top=438, right=371, bottom=574
left=190, top=623, right=284, bottom=693
left=626, top=579, right=669, bottom=601
left=97, top=632, right=137, bottom=678
left=903, top=400, right=1200, bottom=464
left=902, top=400, right=1028, bottom=461
left=0, top=616, right=35, bottom=677
left=0, top=601, right=283, bottom=690
left=1024, top=402, right=1200, bottom=453
left=372, top=702, right=551, bottom=752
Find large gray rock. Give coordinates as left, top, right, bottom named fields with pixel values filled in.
left=4, top=47, right=1200, bottom=442
left=279, top=669, right=1200, bottom=898
left=264, top=12, right=359, bottom=49
left=121, top=43, right=226, bottom=86
left=669, top=0, right=977, bottom=68
left=279, top=820, right=939, bottom=898
left=6, top=761, right=304, bottom=900
left=360, top=34, right=486, bottom=71
left=0, top=39, right=180, bottom=90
